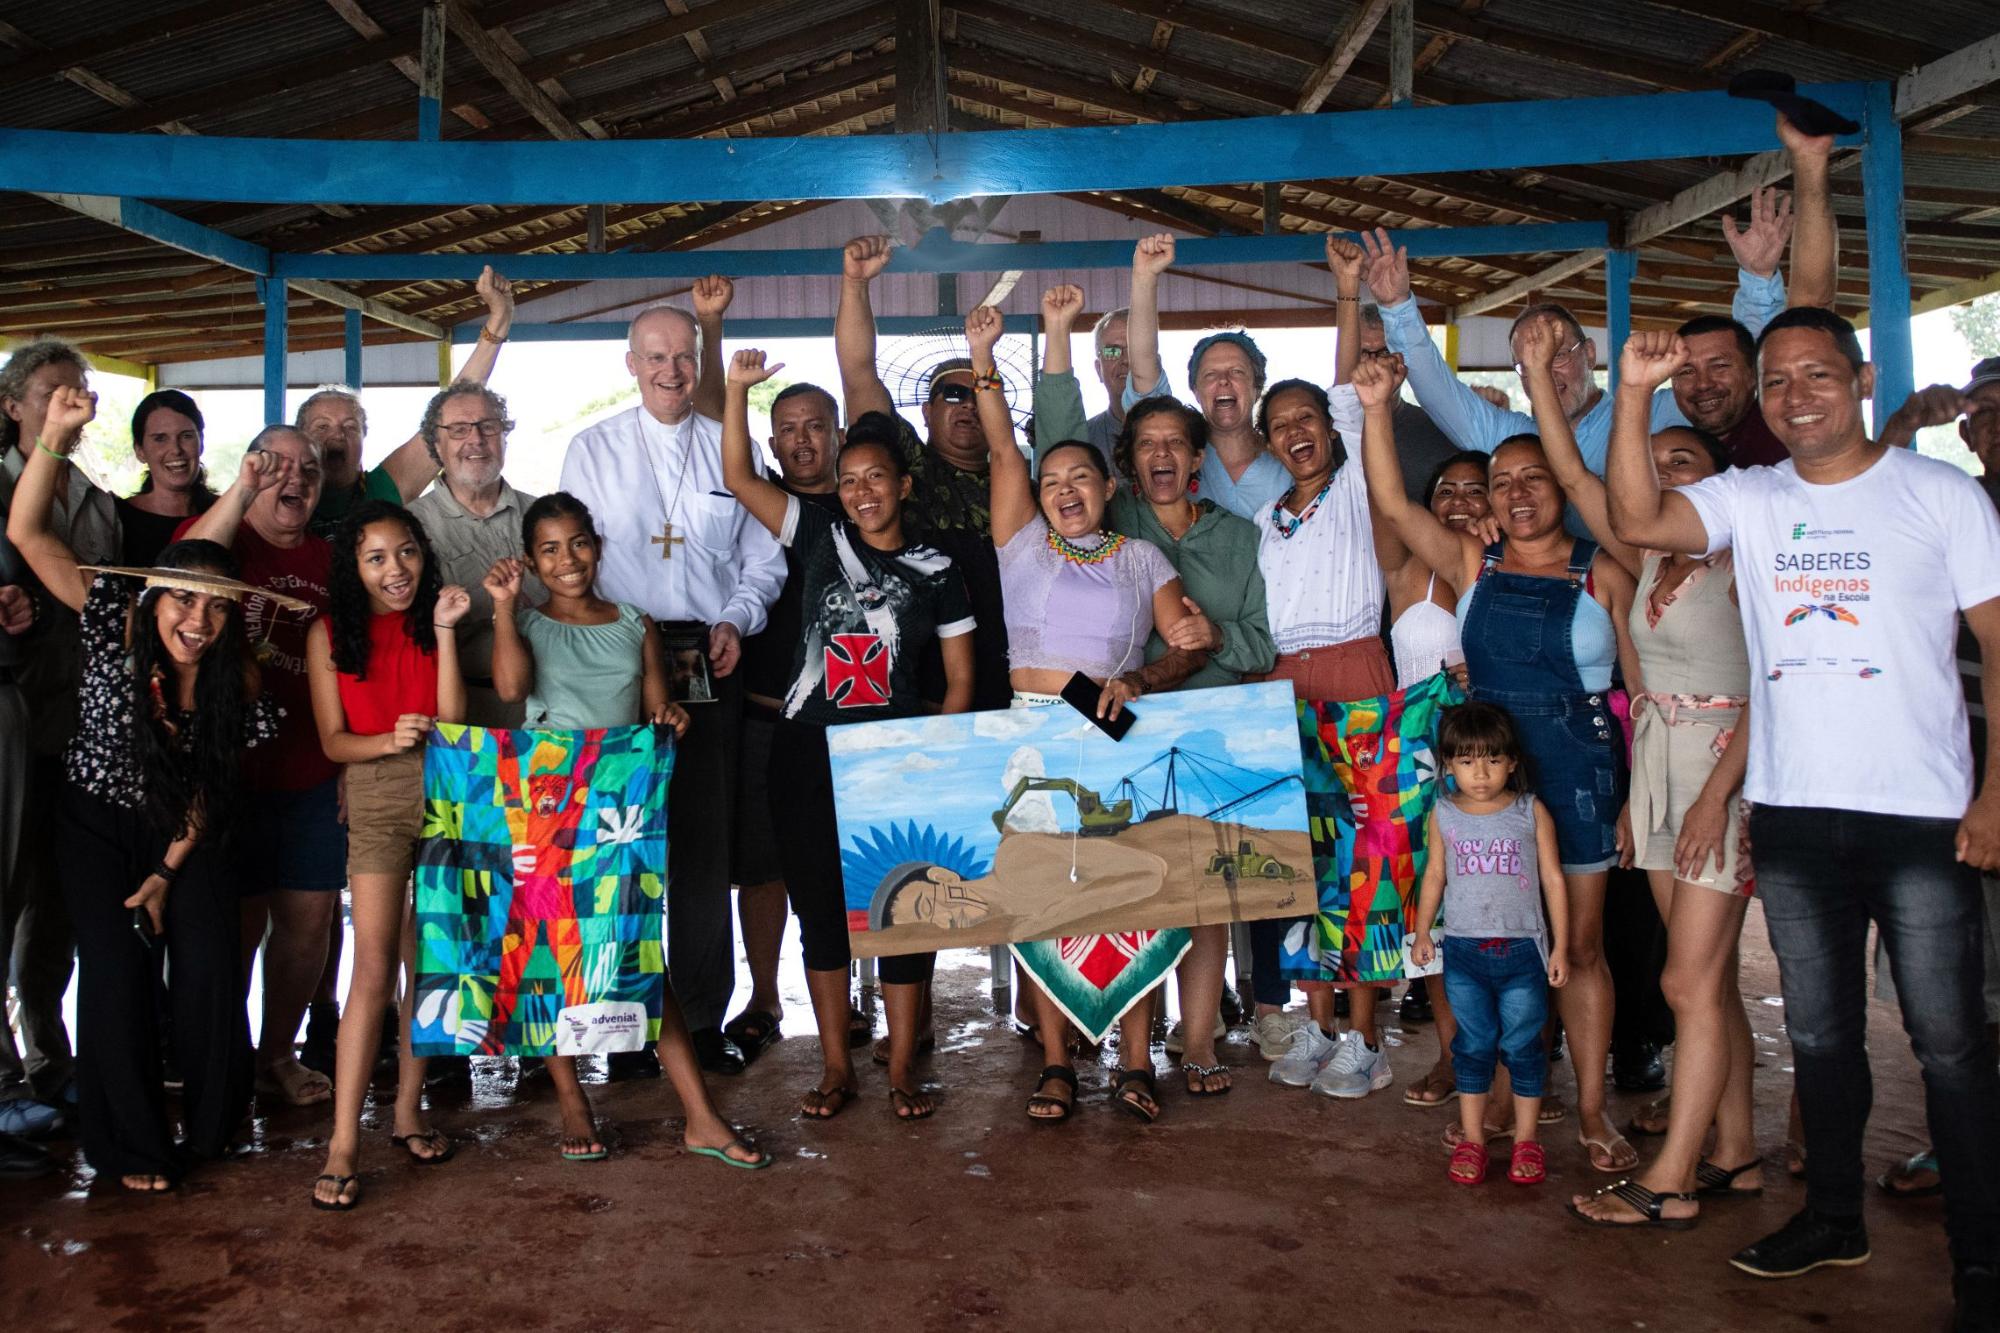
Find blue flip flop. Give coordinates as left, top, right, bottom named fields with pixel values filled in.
left=688, top=1139, right=771, bottom=1171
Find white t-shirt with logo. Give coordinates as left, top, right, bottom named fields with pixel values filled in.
left=1680, top=447, right=2000, bottom=819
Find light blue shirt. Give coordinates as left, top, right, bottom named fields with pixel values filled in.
left=1379, top=267, right=1787, bottom=474
left=1197, top=450, right=1292, bottom=522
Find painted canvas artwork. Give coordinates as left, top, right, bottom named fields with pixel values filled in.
left=411, top=723, right=672, bottom=1058
left=828, top=680, right=1313, bottom=960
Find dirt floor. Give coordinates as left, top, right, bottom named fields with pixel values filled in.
left=0, top=901, right=1958, bottom=1333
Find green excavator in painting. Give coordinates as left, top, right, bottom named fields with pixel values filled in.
left=991, top=777, right=1133, bottom=836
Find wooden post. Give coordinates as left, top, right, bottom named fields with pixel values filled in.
left=1390, top=0, right=1414, bottom=109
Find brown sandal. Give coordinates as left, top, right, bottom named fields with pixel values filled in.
left=1402, top=1064, right=1458, bottom=1106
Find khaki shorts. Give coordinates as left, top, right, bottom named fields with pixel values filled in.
left=343, top=748, right=426, bottom=880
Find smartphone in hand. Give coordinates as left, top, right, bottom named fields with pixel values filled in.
left=1059, top=671, right=1135, bottom=741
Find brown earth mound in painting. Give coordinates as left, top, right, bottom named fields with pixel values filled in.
left=851, top=813, right=1311, bottom=958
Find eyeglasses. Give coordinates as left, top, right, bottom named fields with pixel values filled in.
left=1357, top=346, right=1397, bottom=361
left=930, top=383, right=974, bottom=405
left=440, top=418, right=513, bottom=441
left=1513, top=339, right=1585, bottom=377
left=1098, top=344, right=1126, bottom=361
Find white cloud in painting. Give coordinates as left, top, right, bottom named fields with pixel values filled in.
left=972, top=709, right=1047, bottom=741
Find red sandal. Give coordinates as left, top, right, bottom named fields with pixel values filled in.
left=1509, top=1139, right=1547, bottom=1185
left=1448, top=1140, right=1489, bottom=1186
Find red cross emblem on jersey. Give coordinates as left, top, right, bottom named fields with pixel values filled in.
left=825, top=632, right=891, bottom=708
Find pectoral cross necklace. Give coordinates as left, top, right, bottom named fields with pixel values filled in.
left=646, top=428, right=694, bottom=560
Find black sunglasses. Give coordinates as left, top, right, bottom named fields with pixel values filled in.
left=930, top=382, right=974, bottom=404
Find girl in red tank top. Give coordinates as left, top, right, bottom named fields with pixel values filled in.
left=304, top=500, right=469, bottom=1211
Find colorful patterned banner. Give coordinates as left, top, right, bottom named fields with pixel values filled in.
left=1282, top=671, right=1460, bottom=985
left=412, top=724, right=672, bottom=1057
left=1012, top=928, right=1194, bottom=1045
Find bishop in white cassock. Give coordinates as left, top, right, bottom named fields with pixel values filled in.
left=558, top=303, right=783, bottom=1065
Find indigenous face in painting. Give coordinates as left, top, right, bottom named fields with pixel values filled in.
left=625, top=306, right=702, bottom=425
left=356, top=517, right=427, bottom=614
left=1037, top=443, right=1115, bottom=541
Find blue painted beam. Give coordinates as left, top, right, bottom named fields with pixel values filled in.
left=344, top=308, right=364, bottom=388
left=448, top=315, right=1042, bottom=343
left=1605, top=249, right=1635, bottom=392
left=257, top=278, right=287, bottom=424
left=50, top=194, right=271, bottom=274
left=418, top=97, right=441, bottom=144
left=0, top=85, right=1870, bottom=207
left=1861, top=82, right=1913, bottom=433
left=281, top=222, right=1609, bottom=283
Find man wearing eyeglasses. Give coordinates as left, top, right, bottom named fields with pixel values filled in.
left=301, top=266, right=515, bottom=537
left=408, top=383, right=544, bottom=728
left=1031, top=289, right=1166, bottom=468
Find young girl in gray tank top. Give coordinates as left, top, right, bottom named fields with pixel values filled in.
left=1411, top=701, right=1570, bottom=1188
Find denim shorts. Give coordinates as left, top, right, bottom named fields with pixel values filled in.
left=234, top=774, right=347, bottom=893
left=1477, top=688, right=1624, bottom=874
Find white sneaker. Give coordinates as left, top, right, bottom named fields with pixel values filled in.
left=1164, top=1014, right=1229, bottom=1056
left=1251, top=1010, right=1307, bottom=1061
left=1269, top=1023, right=1338, bottom=1087
left=1311, top=1030, right=1394, bottom=1099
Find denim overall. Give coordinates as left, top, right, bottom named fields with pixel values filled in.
left=1459, top=539, right=1624, bottom=871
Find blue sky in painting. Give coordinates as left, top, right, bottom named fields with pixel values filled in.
left=827, top=680, right=1309, bottom=864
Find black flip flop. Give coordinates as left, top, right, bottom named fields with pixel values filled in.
left=799, top=1083, right=858, bottom=1120
left=722, top=1009, right=783, bottom=1063
left=1181, top=1061, right=1232, bottom=1096
left=311, top=1173, right=360, bottom=1211
left=1026, top=1065, right=1077, bottom=1124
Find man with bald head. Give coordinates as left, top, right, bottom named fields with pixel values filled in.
left=560, top=294, right=785, bottom=1076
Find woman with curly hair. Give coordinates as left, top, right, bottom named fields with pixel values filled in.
left=306, top=500, right=470, bottom=1211
left=6, top=383, right=281, bottom=1193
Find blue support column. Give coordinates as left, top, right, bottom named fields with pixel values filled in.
left=344, top=309, right=364, bottom=389
left=1861, top=81, right=1913, bottom=433
left=1605, top=249, right=1635, bottom=392
left=257, top=277, right=287, bottom=425
left=418, top=98, right=441, bottom=142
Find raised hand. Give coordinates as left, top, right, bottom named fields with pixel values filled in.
left=1358, top=226, right=1411, bottom=305
left=843, top=234, right=893, bottom=283
left=1515, top=315, right=1563, bottom=378
left=388, top=713, right=435, bottom=752
left=693, top=274, right=735, bottom=320
left=728, top=348, right=784, bottom=388
left=1325, top=234, right=1365, bottom=295
left=476, top=264, right=515, bottom=332
left=1722, top=185, right=1794, bottom=278
left=1040, top=283, right=1084, bottom=329
left=42, top=384, right=97, bottom=442
left=1352, top=354, right=1405, bottom=410
left=433, top=584, right=471, bottom=628
left=1133, top=232, right=1175, bottom=278
left=1470, top=384, right=1512, bottom=409
left=482, top=557, right=524, bottom=606
left=236, top=447, right=291, bottom=497
left=1619, top=329, right=1689, bottom=393
left=1775, top=109, right=1836, bottom=162
left=964, top=304, right=1004, bottom=360
left=1887, top=384, right=1968, bottom=434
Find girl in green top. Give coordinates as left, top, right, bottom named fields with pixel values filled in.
left=485, top=492, right=767, bottom=1172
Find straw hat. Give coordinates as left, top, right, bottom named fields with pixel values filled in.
left=77, top=564, right=314, bottom=613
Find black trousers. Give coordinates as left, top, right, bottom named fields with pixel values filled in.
left=57, top=782, right=250, bottom=1180
left=770, top=720, right=934, bottom=987
left=666, top=664, right=741, bottom=1030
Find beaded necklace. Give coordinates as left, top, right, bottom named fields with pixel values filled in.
left=1046, top=526, right=1126, bottom=565
left=1270, top=480, right=1331, bottom=540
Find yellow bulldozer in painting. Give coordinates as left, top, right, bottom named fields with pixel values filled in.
left=1204, top=839, right=1298, bottom=880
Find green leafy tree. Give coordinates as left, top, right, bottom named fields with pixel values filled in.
left=1951, top=293, right=2000, bottom=358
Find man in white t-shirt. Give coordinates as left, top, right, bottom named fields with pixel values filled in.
left=1605, top=309, right=2000, bottom=1324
